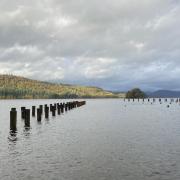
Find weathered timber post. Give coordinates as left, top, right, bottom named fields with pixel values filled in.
left=52, top=106, right=56, bottom=116
left=10, top=108, right=17, bottom=132
left=44, top=104, right=47, bottom=112
left=57, top=104, right=61, bottom=115
left=45, top=106, right=49, bottom=119
left=50, top=104, right=53, bottom=111
left=32, top=106, right=36, bottom=116
left=37, top=108, right=42, bottom=122
left=39, top=105, right=43, bottom=114
left=25, top=109, right=30, bottom=127
left=54, top=103, right=57, bottom=110
left=21, top=107, right=26, bottom=119
left=61, top=103, right=64, bottom=113
left=65, top=103, right=68, bottom=111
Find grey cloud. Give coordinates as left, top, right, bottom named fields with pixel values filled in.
left=0, top=0, right=180, bottom=91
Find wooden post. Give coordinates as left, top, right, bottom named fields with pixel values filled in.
left=32, top=106, right=36, bottom=116
left=54, top=103, right=57, bottom=110
left=61, top=103, right=64, bottom=113
left=45, top=106, right=49, bottom=119
left=50, top=104, right=53, bottom=111
left=10, top=108, right=17, bottom=132
left=52, top=106, right=56, bottom=116
left=39, top=105, right=43, bottom=114
left=37, top=108, right=41, bottom=121
left=21, top=107, right=26, bottom=119
left=65, top=103, right=68, bottom=111
left=25, top=109, right=30, bottom=127
left=57, top=104, right=61, bottom=115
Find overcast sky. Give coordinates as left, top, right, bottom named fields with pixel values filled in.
left=0, top=0, right=180, bottom=91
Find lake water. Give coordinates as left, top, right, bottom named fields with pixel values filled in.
left=0, top=99, right=180, bottom=180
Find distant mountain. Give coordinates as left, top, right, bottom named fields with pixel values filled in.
left=148, top=90, right=180, bottom=98
left=0, top=74, right=124, bottom=99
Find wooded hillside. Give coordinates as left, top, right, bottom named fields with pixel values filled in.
left=0, top=75, right=122, bottom=99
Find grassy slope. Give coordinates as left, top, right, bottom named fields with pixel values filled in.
left=0, top=75, right=124, bottom=99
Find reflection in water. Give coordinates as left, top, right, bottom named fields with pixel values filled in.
left=37, top=121, right=42, bottom=125
left=8, top=130, right=17, bottom=142
left=23, top=127, right=31, bottom=139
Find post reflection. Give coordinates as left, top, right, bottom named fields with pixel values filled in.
left=8, top=130, right=17, bottom=142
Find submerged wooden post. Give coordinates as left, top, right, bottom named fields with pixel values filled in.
left=39, top=105, right=43, bottom=114
left=60, top=103, right=64, bottom=113
left=45, top=106, right=49, bottom=119
left=52, top=106, right=56, bottom=116
left=25, top=109, right=30, bottom=127
left=68, top=102, right=71, bottom=110
left=57, top=104, right=61, bottom=115
left=54, top=103, right=57, bottom=110
left=44, top=104, right=47, bottom=112
left=32, top=106, right=36, bottom=116
left=10, top=108, right=17, bottom=132
left=50, top=104, right=53, bottom=111
left=37, top=108, right=41, bottom=121
left=65, top=103, right=68, bottom=111
left=21, top=107, right=26, bottom=119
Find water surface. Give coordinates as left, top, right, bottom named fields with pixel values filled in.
left=0, top=99, right=180, bottom=180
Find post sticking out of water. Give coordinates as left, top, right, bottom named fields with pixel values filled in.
left=61, top=103, right=64, bottom=113
left=39, top=105, right=43, bottom=114
left=37, top=108, right=41, bottom=121
left=44, top=104, right=47, bottom=110
left=21, top=107, right=26, bottom=119
left=57, top=104, right=61, bottom=115
left=10, top=108, right=17, bottom=132
left=50, top=104, right=53, bottom=111
left=25, top=109, right=30, bottom=127
left=32, top=106, right=36, bottom=116
left=45, top=106, right=49, bottom=119
left=65, top=103, right=68, bottom=111
left=52, top=106, right=56, bottom=116
left=54, top=103, right=57, bottom=110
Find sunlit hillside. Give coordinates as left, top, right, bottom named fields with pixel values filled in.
left=0, top=75, right=123, bottom=99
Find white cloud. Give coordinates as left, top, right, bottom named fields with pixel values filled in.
left=0, top=0, right=180, bottom=90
